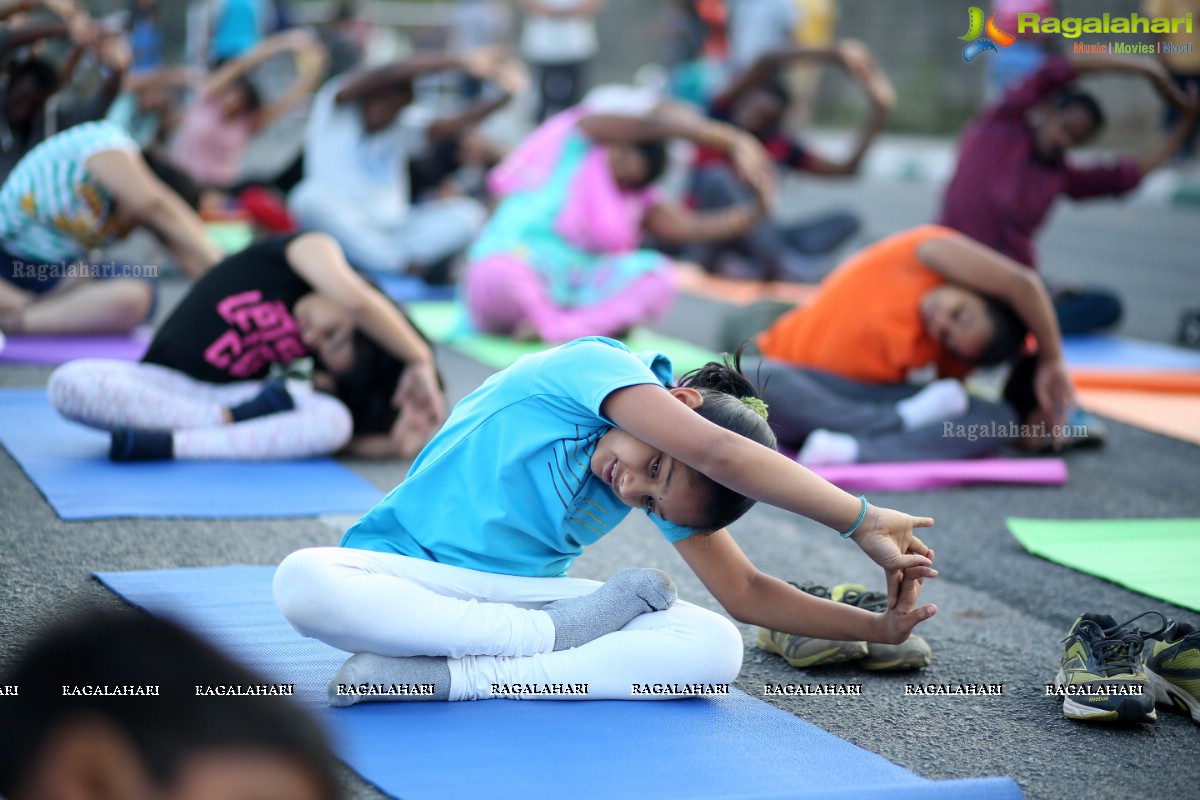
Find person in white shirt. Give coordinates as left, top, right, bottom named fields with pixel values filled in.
left=287, top=49, right=523, bottom=279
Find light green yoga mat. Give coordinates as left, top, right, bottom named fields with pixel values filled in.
left=407, top=302, right=721, bottom=377
left=1007, top=518, right=1200, bottom=611
left=205, top=221, right=254, bottom=254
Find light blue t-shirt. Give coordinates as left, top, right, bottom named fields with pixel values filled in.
left=341, top=338, right=694, bottom=577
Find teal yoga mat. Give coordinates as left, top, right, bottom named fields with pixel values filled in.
left=1007, top=517, right=1200, bottom=611
left=94, top=565, right=1023, bottom=800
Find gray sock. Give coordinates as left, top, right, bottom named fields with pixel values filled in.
left=543, top=568, right=677, bottom=651
left=327, top=653, right=452, bottom=706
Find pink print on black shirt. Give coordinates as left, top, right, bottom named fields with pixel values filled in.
left=202, top=290, right=308, bottom=378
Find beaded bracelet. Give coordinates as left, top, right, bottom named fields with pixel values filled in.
left=840, top=495, right=869, bottom=538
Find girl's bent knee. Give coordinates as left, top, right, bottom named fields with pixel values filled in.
left=704, top=613, right=746, bottom=684
left=273, top=547, right=343, bottom=630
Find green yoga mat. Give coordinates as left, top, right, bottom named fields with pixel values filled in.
left=1007, top=518, right=1200, bottom=612
left=205, top=221, right=254, bottom=254
left=407, top=302, right=721, bottom=377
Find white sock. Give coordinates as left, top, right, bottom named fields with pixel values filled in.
left=896, top=379, right=969, bottom=430
left=796, top=429, right=859, bottom=465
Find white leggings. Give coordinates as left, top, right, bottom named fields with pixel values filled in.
left=273, top=546, right=745, bottom=701
left=48, top=359, right=353, bottom=460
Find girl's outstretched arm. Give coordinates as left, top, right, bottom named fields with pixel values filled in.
left=603, top=384, right=936, bottom=606
left=673, top=528, right=935, bottom=643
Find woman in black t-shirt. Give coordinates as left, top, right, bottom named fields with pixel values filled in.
left=47, top=233, right=446, bottom=461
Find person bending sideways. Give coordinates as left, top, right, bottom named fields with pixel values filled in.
left=288, top=47, right=526, bottom=279
left=274, top=336, right=938, bottom=704
left=686, top=38, right=894, bottom=281
left=748, top=225, right=1077, bottom=464
left=0, top=120, right=218, bottom=336
left=938, top=52, right=1199, bottom=334
left=462, top=101, right=777, bottom=343
left=0, top=609, right=341, bottom=800
left=48, top=233, right=446, bottom=461
left=171, top=29, right=327, bottom=194
left=0, top=0, right=130, bottom=182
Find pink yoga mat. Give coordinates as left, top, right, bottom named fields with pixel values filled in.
left=0, top=330, right=151, bottom=365
left=808, top=458, right=1068, bottom=492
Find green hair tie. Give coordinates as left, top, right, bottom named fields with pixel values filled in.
left=740, top=396, right=769, bottom=420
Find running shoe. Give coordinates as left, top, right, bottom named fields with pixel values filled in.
left=1143, top=619, right=1200, bottom=724
left=755, top=583, right=869, bottom=668
left=834, top=584, right=932, bottom=671
left=1054, top=611, right=1165, bottom=723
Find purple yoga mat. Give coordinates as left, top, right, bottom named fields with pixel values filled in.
left=0, top=329, right=152, bottom=365
left=809, top=458, right=1068, bottom=492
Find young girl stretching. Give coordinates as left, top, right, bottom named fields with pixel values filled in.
left=275, top=337, right=938, bottom=702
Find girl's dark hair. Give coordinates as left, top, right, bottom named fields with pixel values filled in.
left=975, top=296, right=1029, bottom=367
left=677, top=346, right=777, bottom=534
left=632, top=139, right=670, bottom=189
left=0, top=609, right=340, bottom=800
left=328, top=293, right=441, bottom=434
left=232, top=74, right=264, bottom=114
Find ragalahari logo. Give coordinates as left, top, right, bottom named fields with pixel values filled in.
left=960, top=6, right=1016, bottom=62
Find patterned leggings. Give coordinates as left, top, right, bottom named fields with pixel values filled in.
left=48, top=359, right=354, bottom=460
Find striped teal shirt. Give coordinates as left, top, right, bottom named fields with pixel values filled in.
left=0, top=121, right=138, bottom=265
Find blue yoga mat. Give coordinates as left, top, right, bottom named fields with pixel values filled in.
left=0, top=389, right=383, bottom=520
left=1062, top=335, right=1200, bottom=371
left=95, top=565, right=1022, bottom=800
left=365, top=272, right=457, bottom=303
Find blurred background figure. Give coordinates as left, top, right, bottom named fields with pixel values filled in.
left=520, top=0, right=605, bottom=121
left=783, top=0, right=836, bottom=128
left=658, top=0, right=728, bottom=107
left=207, top=0, right=268, bottom=66
left=317, top=0, right=367, bottom=80
left=687, top=38, right=894, bottom=282
left=171, top=29, right=326, bottom=198
left=0, top=609, right=341, bottom=800
left=1, top=0, right=130, bottom=183
left=1143, top=0, right=1200, bottom=162
left=287, top=48, right=524, bottom=280
left=450, top=0, right=512, bottom=100
left=984, top=0, right=1058, bottom=99
left=727, top=0, right=797, bottom=70
left=126, top=0, right=163, bottom=73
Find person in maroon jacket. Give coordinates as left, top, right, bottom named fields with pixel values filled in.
left=938, top=53, right=1198, bottom=334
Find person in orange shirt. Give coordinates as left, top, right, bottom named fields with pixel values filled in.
left=749, top=225, right=1075, bottom=463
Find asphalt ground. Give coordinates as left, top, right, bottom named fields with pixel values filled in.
left=1, top=175, right=1198, bottom=800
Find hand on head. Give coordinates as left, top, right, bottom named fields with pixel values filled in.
left=460, top=45, right=507, bottom=80
left=848, top=504, right=937, bottom=609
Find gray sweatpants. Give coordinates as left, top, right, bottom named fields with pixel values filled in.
left=747, top=358, right=1019, bottom=462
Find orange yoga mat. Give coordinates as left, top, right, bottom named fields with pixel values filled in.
left=1078, top=388, right=1200, bottom=446
left=673, top=263, right=818, bottom=307
left=1070, top=369, right=1200, bottom=394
